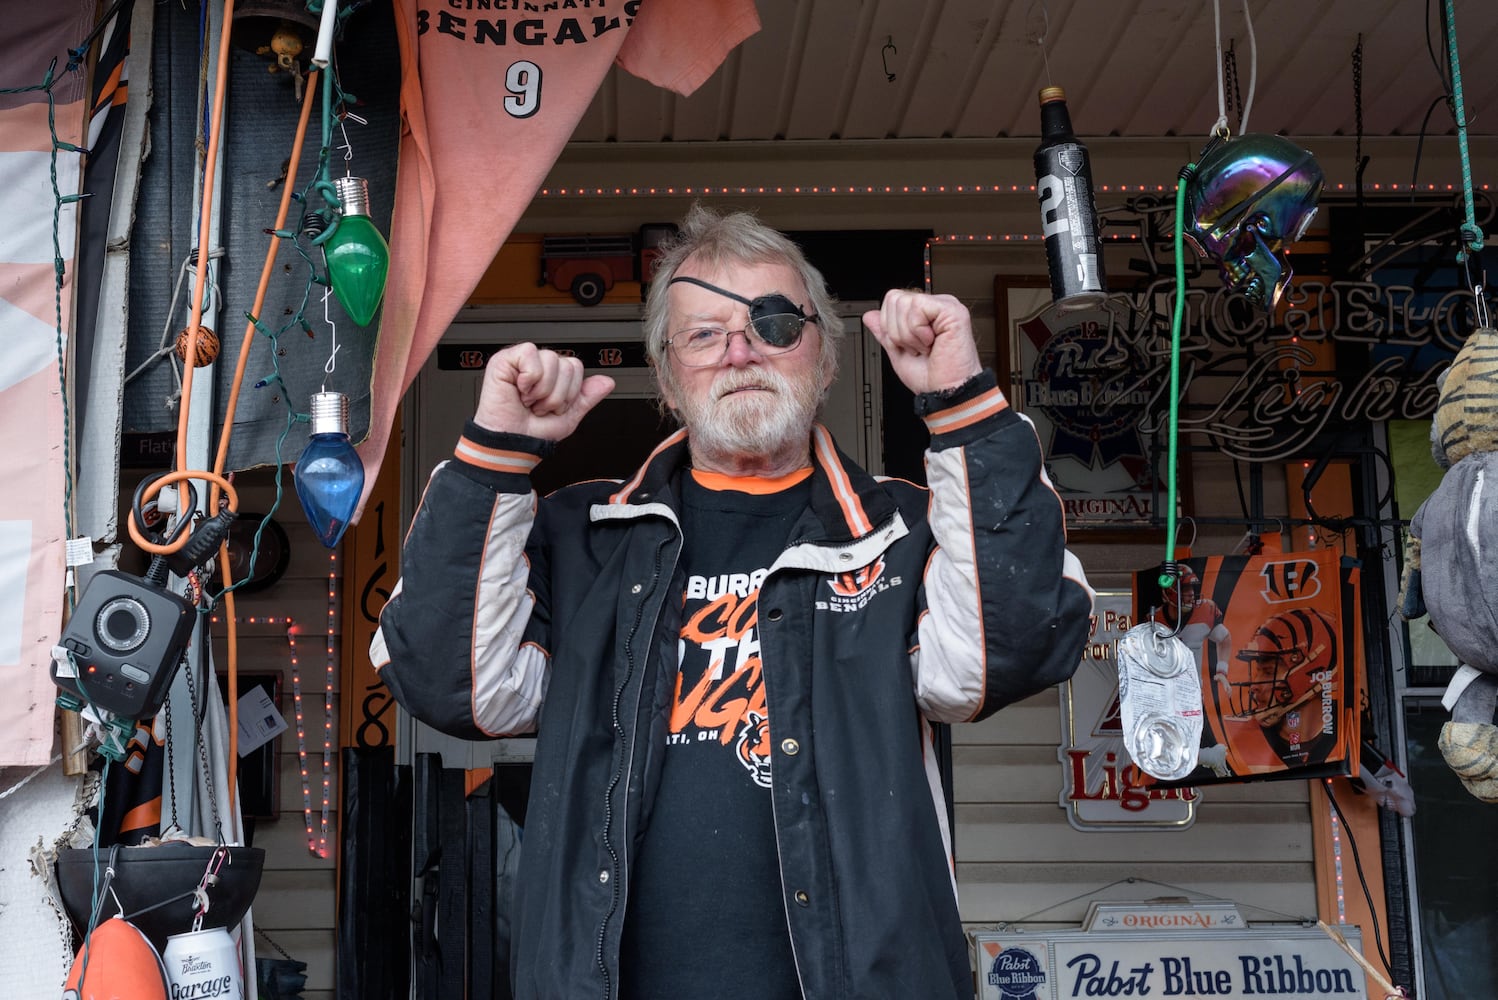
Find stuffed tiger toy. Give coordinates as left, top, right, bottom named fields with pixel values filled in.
left=1399, top=323, right=1498, bottom=802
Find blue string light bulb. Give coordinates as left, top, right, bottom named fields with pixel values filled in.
left=323, top=175, right=389, bottom=326
left=295, top=390, right=364, bottom=548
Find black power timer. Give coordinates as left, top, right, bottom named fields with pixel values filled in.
left=53, top=569, right=197, bottom=720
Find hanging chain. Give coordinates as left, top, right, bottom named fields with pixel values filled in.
left=1352, top=34, right=1365, bottom=174
left=181, top=635, right=224, bottom=843
left=256, top=924, right=295, bottom=961
left=1223, top=41, right=1242, bottom=132
left=163, top=698, right=181, bottom=832
left=189, top=846, right=230, bottom=933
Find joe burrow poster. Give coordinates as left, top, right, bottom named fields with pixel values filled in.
left=1132, top=549, right=1362, bottom=786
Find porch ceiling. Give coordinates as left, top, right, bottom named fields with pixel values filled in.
left=570, top=0, right=1498, bottom=144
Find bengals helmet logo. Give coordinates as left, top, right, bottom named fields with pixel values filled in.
left=829, top=556, right=885, bottom=597
left=1258, top=558, right=1322, bottom=604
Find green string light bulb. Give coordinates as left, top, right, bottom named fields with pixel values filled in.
left=323, top=175, right=389, bottom=327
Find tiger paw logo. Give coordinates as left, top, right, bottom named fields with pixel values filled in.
left=824, top=556, right=901, bottom=612
left=735, top=711, right=773, bottom=788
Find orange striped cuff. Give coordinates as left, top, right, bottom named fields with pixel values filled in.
left=921, top=386, right=1008, bottom=435
left=455, top=435, right=542, bottom=474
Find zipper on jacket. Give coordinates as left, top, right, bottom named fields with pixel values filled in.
left=595, top=532, right=674, bottom=1000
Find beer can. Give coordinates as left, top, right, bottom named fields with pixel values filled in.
left=161, top=926, right=244, bottom=1000
left=1035, top=87, right=1107, bottom=310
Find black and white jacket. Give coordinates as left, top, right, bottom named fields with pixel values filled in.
left=372, top=370, right=1095, bottom=999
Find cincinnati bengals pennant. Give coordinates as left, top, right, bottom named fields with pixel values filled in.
left=1131, top=551, right=1362, bottom=786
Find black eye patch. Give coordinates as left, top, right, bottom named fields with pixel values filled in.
left=746, top=294, right=807, bottom=347
left=668, top=276, right=813, bottom=354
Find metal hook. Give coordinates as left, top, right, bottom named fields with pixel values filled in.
left=321, top=284, right=342, bottom=379
left=881, top=36, right=896, bottom=82
left=1154, top=562, right=1190, bottom=639
left=335, top=116, right=359, bottom=174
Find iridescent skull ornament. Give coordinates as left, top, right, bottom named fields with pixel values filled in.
left=1182, top=133, right=1325, bottom=311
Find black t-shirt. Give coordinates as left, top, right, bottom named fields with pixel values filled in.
left=619, top=469, right=811, bottom=1000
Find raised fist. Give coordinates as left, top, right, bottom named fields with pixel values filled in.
left=473, top=342, right=615, bottom=442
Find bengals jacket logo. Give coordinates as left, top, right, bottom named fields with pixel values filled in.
left=829, top=556, right=885, bottom=597
left=1259, top=559, right=1322, bottom=604
left=735, top=711, right=773, bottom=788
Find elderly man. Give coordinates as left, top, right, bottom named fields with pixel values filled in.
left=372, top=206, right=1094, bottom=999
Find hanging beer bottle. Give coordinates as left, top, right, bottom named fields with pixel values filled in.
left=1034, top=86, right=1106, bottom=309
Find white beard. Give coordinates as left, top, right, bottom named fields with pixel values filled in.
left=676, top=365, right=822, bottom=466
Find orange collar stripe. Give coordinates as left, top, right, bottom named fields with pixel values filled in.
left=814, top=425, right=873, bottom=535
left=690, top=467, right=813, bottom=494
left=610, top=427, right=690, bottom=503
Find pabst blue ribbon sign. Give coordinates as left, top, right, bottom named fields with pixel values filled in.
left=974, top=924, right=1369, bottom=1000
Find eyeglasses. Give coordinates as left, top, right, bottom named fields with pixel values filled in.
left=665, top=277, right=819, bottom=368
left=666, top=310, right=818, bottom=367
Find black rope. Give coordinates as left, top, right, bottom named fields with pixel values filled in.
left=1411, top=95, right=1448, bottom=196
left=1321, top=780, right=1395, bottom=978
left=1424, top=0, right=1451, bottom=93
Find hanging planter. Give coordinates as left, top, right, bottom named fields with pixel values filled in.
left=55, top=842, right=265, bottom=953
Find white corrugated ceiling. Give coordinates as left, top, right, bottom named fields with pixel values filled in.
left=569, top=0, right=1497, bottom=144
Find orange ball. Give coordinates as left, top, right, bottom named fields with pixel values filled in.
left=64, top=916, right=170, bottom=999
left=174, top=325, right=220, bottom=367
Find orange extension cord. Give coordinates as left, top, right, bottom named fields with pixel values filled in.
left=121, top=0, right=323, bottom=818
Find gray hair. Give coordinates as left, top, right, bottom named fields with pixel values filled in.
left=643, top=205, right=842, bottom=405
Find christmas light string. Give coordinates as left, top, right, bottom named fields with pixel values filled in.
left=210, top=565, right=339, bottom=859
left=1329, top=789, right=1347, bottom=922
left=529, top=180, right=1489, bottom=198
left=320, top=550, right=337, bottom=857
left=1, top=57, right=84, bottom=597
left=286, top=621, right=330, bottom=857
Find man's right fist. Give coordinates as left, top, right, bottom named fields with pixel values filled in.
left=473, top=343, right=616, bottom=442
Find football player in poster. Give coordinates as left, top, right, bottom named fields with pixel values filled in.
left=1150, top=566, right=1233, bottom=699
left=1227, top=608, right=1342, bottom=770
